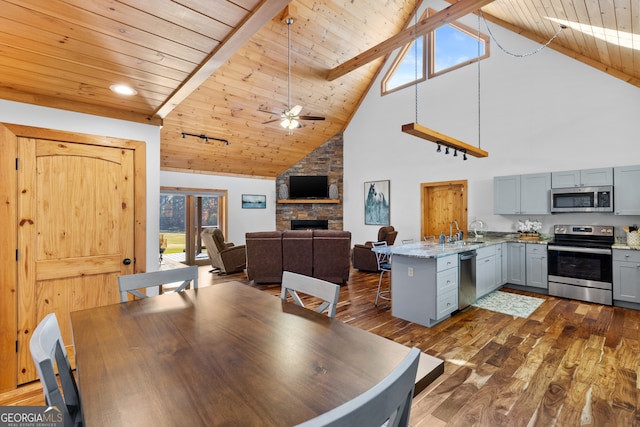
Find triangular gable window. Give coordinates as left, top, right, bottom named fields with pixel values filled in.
left=429, top=13, right=489, bottom=78
left=382, top=11, right=427, bottom=95
left=382, top=9, right=489, bottom=95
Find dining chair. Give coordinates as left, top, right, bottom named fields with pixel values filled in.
left=281, top=271, right=341, bottom=318
left=401, top=239, right=414, bottom=244
left=295, top=347, right=420, bottom=427
left=30, top=313, right=83, bottom=427
left=118, top=265, right=199, bottom=303
left=372, top=241, right=391, bottom=306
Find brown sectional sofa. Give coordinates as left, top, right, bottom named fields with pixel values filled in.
left=246, top=230, right=351, bottom=284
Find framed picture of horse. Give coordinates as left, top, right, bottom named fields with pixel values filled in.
left=364, top=180, right=390, bottom=225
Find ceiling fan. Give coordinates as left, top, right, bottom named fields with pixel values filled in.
left=260, top=17, right=325, bottom=132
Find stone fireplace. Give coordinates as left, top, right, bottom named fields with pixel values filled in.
left=276, top=133, right=344, bottom=231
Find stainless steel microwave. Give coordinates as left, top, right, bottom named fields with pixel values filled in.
left=550, top=186, right=614, bottom=213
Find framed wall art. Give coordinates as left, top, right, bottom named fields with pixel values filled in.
left=364, top=180, right=390, bottom=225
left=242, top=194, right=266, bottom=209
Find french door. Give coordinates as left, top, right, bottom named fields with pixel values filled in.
left=160, top=188, right=227, bottom=265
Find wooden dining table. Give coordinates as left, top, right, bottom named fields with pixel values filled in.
left=71, top=281, right=430, bottom=426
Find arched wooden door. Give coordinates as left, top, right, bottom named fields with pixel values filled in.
left=0, top=123, right=146, bottom=390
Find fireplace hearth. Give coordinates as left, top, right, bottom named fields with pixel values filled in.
left=291, top=220, right=329, bottom=230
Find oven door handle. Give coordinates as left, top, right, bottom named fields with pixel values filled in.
left=548, top=245, right=611, bottom=255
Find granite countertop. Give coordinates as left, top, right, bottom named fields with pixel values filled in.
left=388, top=233, right=550, bottom=259
left=612, top=243, right=640, bottom=251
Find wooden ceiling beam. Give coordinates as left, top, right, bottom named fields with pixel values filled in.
left=154, top=0, right=292, bottom=119
left=327, top=0, right=495, bottom=81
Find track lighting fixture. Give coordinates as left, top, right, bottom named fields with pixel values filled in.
left=434, top=142, right=468, bottom=161
left=181, top=132, right=230, bottom=146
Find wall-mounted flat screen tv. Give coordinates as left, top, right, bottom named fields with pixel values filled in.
left=289, top=175, right=329, bottom=199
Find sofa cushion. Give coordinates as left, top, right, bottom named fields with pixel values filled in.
left=312, top=230, right=351, bottom=284
left=282, top=230, right=313, bottom=276
left=245, top=231, right=283, bottom=283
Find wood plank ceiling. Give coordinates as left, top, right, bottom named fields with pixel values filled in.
left=0, top=0, right=638, bottom=178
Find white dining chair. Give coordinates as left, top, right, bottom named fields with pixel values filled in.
left=30, top=313, right=83, bottom=427
left=401, top=239, right=414, bottom=244
left=372, top=241, right=391, bottom=305
left=295, top=347, right=420, bottom=427
left=118, top=265, right=199, bottom=303
left=281, top=271, right=341, bottom=318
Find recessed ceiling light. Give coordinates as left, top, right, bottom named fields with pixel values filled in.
left=110, top=84, right=137, bottom=96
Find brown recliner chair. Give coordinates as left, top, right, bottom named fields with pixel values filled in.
left=352, top=226, right=398, bottom=272
left=201, top=228, right=246, bottom=274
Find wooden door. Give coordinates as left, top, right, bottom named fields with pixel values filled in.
left=421, top=180, right=467, bottom=240
left=16, top=138, right=135, bottom=384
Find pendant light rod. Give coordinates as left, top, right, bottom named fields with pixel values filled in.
left=286, top=17, right=293, bottom=111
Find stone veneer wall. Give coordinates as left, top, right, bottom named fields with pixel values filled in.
left=276, top=133, right=343, bottom=230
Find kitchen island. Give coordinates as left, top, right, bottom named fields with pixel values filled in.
left=383, top=237, right=549, bottom=327
left=388, top=241, right=478, bottom=327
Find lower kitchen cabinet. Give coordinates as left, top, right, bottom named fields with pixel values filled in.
left=507, top=243, right=526, bottom=285
left=506, top=242, right=547, bottom=289
left=613, top=249, right=640, bottom=303
left=526, top=244, right=548, bottom=289
left=476, top=245, right=496, bottom=299
left=391, top=253, right=458, bottom=328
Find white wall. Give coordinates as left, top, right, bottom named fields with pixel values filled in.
left=0, top=100, right=162, bottom=271
left=344, top=0, right=640, bottom=243
left=160, top=171, right=276, bottom=245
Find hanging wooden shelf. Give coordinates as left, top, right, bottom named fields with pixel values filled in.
left=401, top=122, right=488, bottom=158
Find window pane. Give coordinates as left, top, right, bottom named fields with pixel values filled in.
left=201, top=196, right=219, bottom=227
left=160, top=194, right=186, bottom=260
left=434, top=25, right=485, bottom=73
left=386, top=37, right=424, bottom=91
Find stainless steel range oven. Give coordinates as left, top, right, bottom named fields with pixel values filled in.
left=547, top=225, right=614, bottom=305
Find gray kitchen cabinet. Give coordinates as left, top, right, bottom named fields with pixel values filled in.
left=436, top=257, right=459, bottom=319
left=494, top=173, right=551, bottom=214
left=507, top=242, right=526, bottom=285
left=614, top=165, right=640, bottom=215
left=551, top=168, right=613, bottom=188
left=476, top=245, right=496, bottom=299
left=391, top=253, right=458, bottom=328
left=613, top=249, right=640, bottom=303
left=525, top=244, right=548, bottom=289
left=495, top=243, right=507, bottom=287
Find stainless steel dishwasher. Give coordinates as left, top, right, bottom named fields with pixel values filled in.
left=458, top=250, right=477, bottom=310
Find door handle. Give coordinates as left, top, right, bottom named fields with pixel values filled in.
left=123, top=258, right=132, bottom=265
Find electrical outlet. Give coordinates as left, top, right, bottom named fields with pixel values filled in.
left=408, top=267, right=414, bottom=277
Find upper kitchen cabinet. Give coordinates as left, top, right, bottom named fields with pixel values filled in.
left=614, top=165, right=640, bottom=215
left=551, top=168, right=613, bottom=188
left=494, top=173, right=551, bottom=215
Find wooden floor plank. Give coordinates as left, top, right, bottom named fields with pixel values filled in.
left=3, top=264, right=640, bottom=427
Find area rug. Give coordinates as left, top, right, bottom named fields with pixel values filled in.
left=472, top=291, right=544, bottom=318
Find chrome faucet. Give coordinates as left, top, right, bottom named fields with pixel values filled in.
left=449, top=220, right=460, bottom=242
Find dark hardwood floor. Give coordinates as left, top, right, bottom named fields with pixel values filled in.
left=4, top=265, right=639, bottom=426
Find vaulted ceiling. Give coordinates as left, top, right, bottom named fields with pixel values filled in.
left=1, top=0, right=638, bottom=178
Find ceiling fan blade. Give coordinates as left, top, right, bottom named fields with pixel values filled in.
left=289, top=105, right=303, bottom=116
left=257, top=109, right=280, bottom=115
left=262, top=119, right=281, bottom=124
left=298, top=116, right=325, bottom=121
